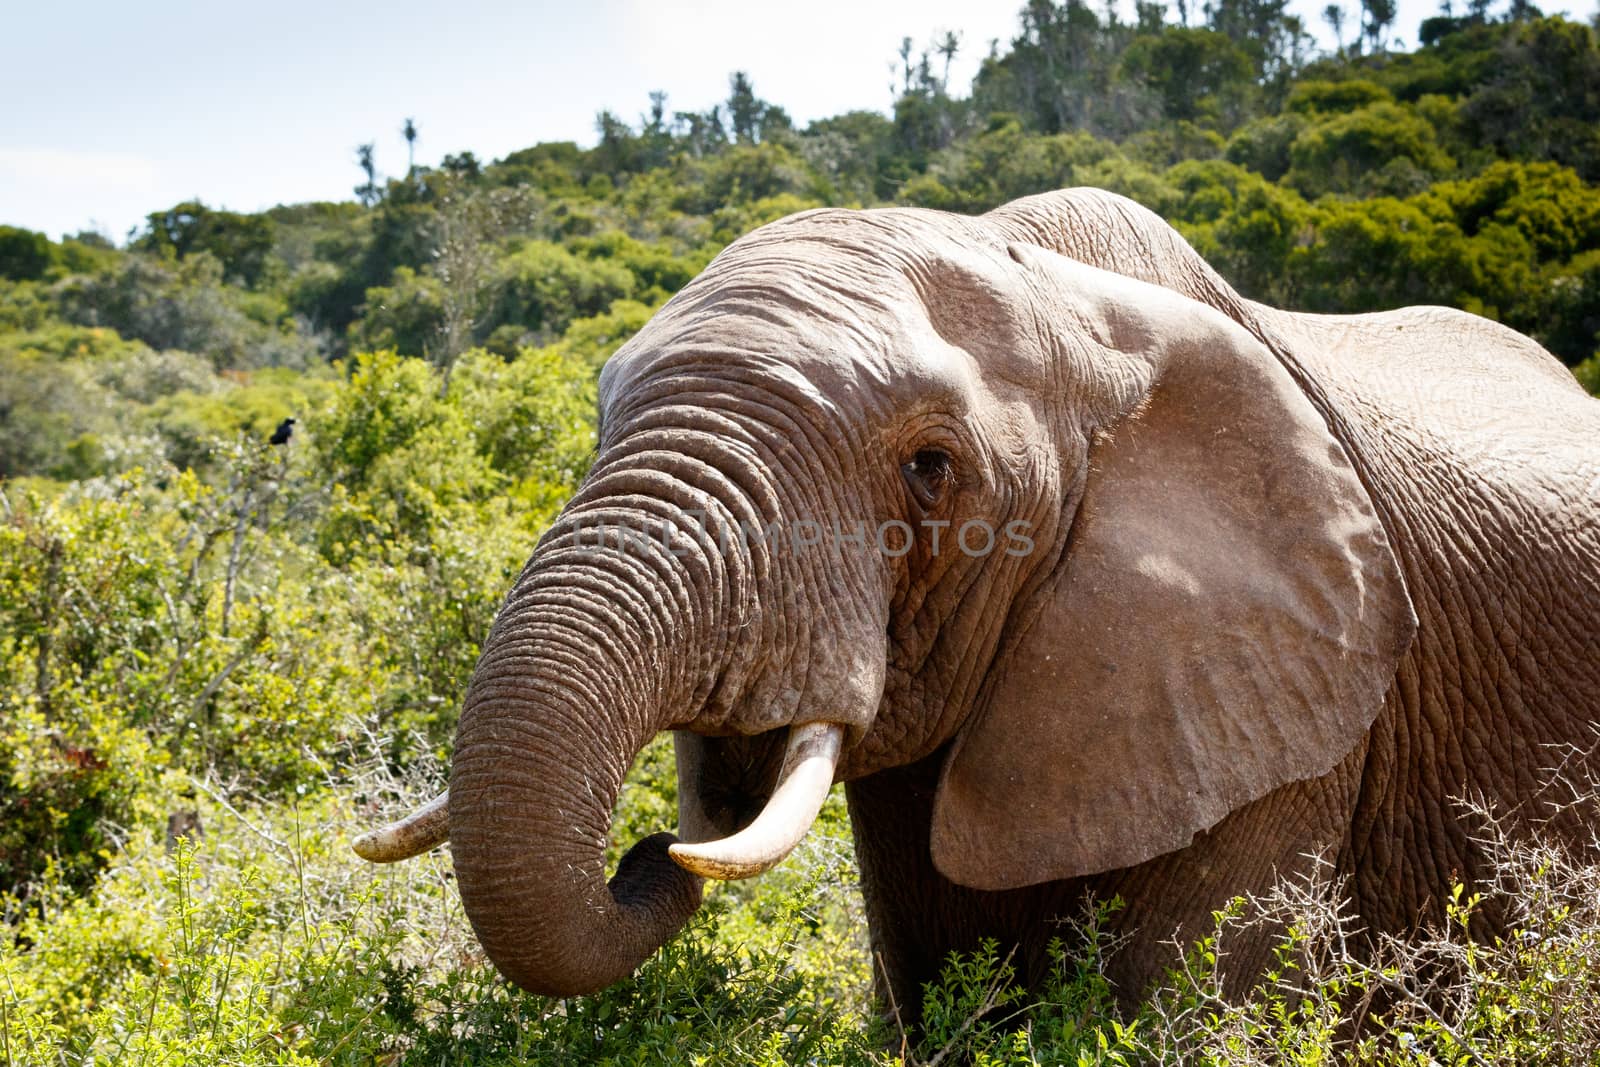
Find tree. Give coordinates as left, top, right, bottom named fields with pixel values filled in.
left=430, top=188, right=518, bottom=384
left=800, top=109, right=897, bottom=199
left=441, top=151, right=481, bottom=179
left=1136, top=1, right=1167, bottom=33
left=1461, top=17, right=1600, bottom=181
left=593, top=109, right=640, bottom=175
left=1361, top=0, right=1397, bottom=52
left=723, top=72, right=789, bottom=145
left=936, top=30, right=962, bottom=91
left=402, top=117, right=419, bottom=175
left=639, top=91, right=674, bottom=169
left=136, top=201, right=276, bottom=287
left=0, top=226, right=55, bottom=281
left=1205, top=0, right=1307, bottom=86
left=673, top=106, right=728, bottom=157
left=355, top=142, right=379, bottom=206
left=974, top=0, right=1156, bottom=137
left=1287, top=101, right=1455, bottom=196
left=1323, top=3, right=1347, bottom=51
left=1122, top=28, right=1255, bottom=123
left=728, top=71, right=761, bottom=144
left=897, top=37, right=915, bottom=96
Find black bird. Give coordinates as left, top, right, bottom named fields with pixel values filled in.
left=269, top=417, right=296, bottom=446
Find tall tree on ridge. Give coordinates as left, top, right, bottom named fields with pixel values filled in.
left=1361, top=0, right=1397, bottom=52
left=936, top=30, right=961, bottom=92
left=728, top=71, right=761, bottom=143
left=1323, top=3, right=1347, bottom=51
left=355, top=142, right=379, bottom=206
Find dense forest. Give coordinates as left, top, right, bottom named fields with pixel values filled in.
left=5, top=1, right=1600, bottom=1062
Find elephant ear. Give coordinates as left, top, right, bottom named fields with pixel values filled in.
left=930, top=244, right=1416, bottom=891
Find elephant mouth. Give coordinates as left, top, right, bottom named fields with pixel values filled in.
left=668, top=722, right=844, bottom=878
left=672, top=729, right=788, bottom=840
left=353, top=722, right=846, bottom=882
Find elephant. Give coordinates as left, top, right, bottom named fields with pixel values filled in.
left=354, top=188, right=1600, bottom=1022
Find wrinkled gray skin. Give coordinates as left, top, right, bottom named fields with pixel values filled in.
left=448, top=189, right=1600, bottom=1018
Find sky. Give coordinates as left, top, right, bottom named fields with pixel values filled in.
left=0, top=0, right=1570, bottom=242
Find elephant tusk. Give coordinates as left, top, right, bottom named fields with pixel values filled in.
left=352, top=790, right=450, bottom=862
left=668, top=721, right=844, bottom=880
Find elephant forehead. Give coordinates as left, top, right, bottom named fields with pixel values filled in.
left=600, top=270, right=989, bottom=420
left=598, top=309, right=902, bottom=420
left=597, top=209, right=1081, bottom=416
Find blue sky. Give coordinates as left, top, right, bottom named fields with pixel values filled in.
left=0, top=0, right=1557, bottom=242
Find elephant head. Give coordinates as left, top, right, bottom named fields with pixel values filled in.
left=355, top=190, right=1415, bottom=996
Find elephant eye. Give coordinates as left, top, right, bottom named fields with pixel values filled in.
left=901, top=448, right=953, bottom=508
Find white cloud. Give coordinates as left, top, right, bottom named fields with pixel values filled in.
left=0, top=147, right=160, bottom=186
left=0, top=149, right=164, bottom=239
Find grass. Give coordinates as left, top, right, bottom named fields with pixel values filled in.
left=5, top=738, right=1600, bottom=1065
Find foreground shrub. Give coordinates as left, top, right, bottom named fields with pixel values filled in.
left=0, top=767, right=878, bottom=1067
left=900, top=772, right=1600, bottom=1066
left=8, top=753, right=1600, bottom=1065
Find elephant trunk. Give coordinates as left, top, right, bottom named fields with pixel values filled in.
left=444, top=528, right=713, bottom=995
left=356, top=415, right=881, bottom=994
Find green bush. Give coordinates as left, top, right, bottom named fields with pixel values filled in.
left=492, top=240, right=637, bottom=337
left=349, top=266, right=447, bottom=357
left=0, top=226, right=56, bottom=282
left=135, top=201, right=279, bottom=288
left=55, top=254, right=320, bottom=371
left=11, top=773, right=1600, bottom=1065
left=1121, top=29, right=1255, bottom=125
left=1287, top=103, right=1456, bottom=198
left=1285, top=78, right=1394, bottom=115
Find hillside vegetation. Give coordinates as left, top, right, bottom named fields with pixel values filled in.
left=4, top=1, right=1600, bottom=1062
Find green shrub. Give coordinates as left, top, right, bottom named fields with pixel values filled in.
left=1225, top=112, right=1310, bottom=181
left=492, top=241, right=636, bottom=337
left=55, top=253, right=320, bottom=371
left=1285, top=78, right=1394, bottom=115
left=0, top=227, right=58, bottom=282
left=1287, top=103, right=1455, bottom=198
left=0, top=797, right=429, bottom=1065
left=349, top=266, right=447, bottom=357
left=0, top=762, right=876, bottom=1067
